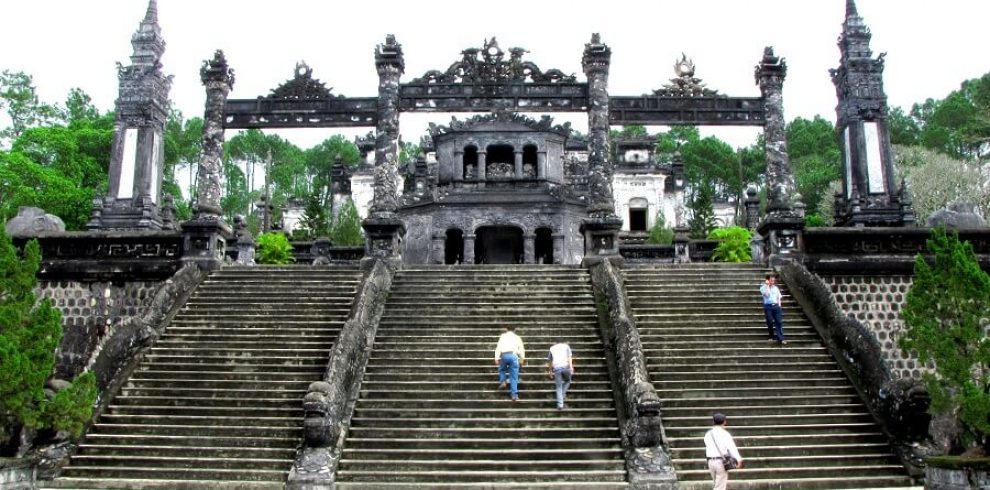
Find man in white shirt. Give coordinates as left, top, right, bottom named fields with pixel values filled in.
left=494, top=325, right=525, bottom=402
left=546, top=342, right=574, bottom=410
left=760, top=274, right=787, bottom=345
left=704, top=413, right=744, bottom=490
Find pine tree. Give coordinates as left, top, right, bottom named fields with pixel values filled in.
left=0, top=229, right=96, bottom=455
left=899, top=229, right=990, bottom=453
left=688, top=183, right=719, bottom=239
left=330, top=197, right=365, bottom=247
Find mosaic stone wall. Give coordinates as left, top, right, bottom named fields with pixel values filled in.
left=819, top=274, right=922, bottom=380
left=37, top=280, right=163, bottom=379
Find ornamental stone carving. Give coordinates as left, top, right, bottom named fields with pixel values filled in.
left=411, top=38, right=576, bottom=85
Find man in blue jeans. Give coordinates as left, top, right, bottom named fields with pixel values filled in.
left=546, top=341, right=574, bottom=410
left=495, top=325, right=526, bottom=401
left=760, top=274, right=787, bottom=345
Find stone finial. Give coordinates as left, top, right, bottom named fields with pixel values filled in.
left=846, top=0, right=858, bottom=18
left=375, top=34, right=405, bottom=72
left=201, top=50, right=235, bottom=88
left=144, top=0, right=158, bottom=23
left=582, top=33, right=611, bottom=74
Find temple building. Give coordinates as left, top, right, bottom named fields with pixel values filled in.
left=330, top=113, right=686, bottom=265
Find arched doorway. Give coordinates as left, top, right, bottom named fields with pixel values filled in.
left=474, top=226, right=522, bottom=264
left=535, top=227, right=553, bottom=264
left=445, top=229, right=464, bottom=264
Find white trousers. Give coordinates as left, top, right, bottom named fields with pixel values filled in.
left=707, top=458, right=728, bottom=490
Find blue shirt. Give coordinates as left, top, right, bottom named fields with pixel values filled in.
left=760, top=283, right=781, bottom=305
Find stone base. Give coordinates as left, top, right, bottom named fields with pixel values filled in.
left=180, top=215, right=232, bottom=271
left=87, top=196, right=165, bottom=231
left=362, top=215, right=405, bottom=261
left=757, top=213, right=805, bottom=267
left=925, top=458, right=990, bottom=490
left=582, top=216, right=623, bottom=262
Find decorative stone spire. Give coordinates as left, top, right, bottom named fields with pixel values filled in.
left=830, top=0, right=911, bottom=226
left=88, top=0, right=171, bottom=230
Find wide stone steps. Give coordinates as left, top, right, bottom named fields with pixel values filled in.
left=48, top=266, right=362, bottom=488
left=624, top=264, right=912, bottom=488
left=337, top=266, right=627, bottom=487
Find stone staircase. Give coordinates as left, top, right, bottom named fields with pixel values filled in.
left=44, top=265, right=363, bottom=490
left=335, top=265, right=628, bottom=489
left=624, top=263, right=914, bottom=490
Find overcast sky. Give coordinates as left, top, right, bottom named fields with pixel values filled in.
left=1, top=0, right=987, bottom=149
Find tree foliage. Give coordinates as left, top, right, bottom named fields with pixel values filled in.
left=786, top=116, right=842, bottom=218
left=899, top=229, right=990, bottom=453
left=0, top=70, right=66, bottom=146
left=687, top=182, right=718, bottom=239
left=330, top=197, right=365, bottom=247
left=893, top=145, right=990, bottom=224
left=0, top=229, right=96, bottom=455
left=647, top=212, right=674, bottom=245
left=708, top=226, right=752, bottom=263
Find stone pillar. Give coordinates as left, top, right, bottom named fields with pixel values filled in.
left=431, top=234, right=445, bottom=264
left=523, top=235, right=535, bottom=264
left=755, top=46, right=804, bottom=266
left=552, top=235, right=564, bottom=264
left=477, top=152, right=487, bottom=184
left=181, top=49, right=234, bottom=270
left=453, top=150, right=464, bottom=182
left=830, top=0, right=913, bottom=227
left=514, top=151, right=524, bottom=179
left=463, top=234, right=476, bottom=264
left=537, top=151, right=547, bottom=180
left=363, top=35, right=406, bottom=263
left=88, top=0, right=171, bottom=230
left=744, top=186, right=760, bottom=230
left=580, top=33, right=623, bottom=265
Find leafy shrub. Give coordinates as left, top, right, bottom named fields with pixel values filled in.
left=256, top=232, right=295, bottom=265
left=330, top=198, right=365, bottom=247
left=707, top=226, right=752, bottom=263
left=805, top=214, right=827, bottom=228
left=899, top=229, right=990, bottom=453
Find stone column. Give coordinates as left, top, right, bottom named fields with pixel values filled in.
left=514, top=151, right=524, bottom=179
left=477, top=152, right=487, bottom=184
left=580, top=34, right=623, bottom=265
left=431, top=234, right=445, bottom=264
left=181, top=50, right=234, bottom=270
left=552, top=235, right=564, bottom=264
left=453, top=150, right=464, bottom=182
left=755, top=47, right=804, bottom=265
left=362, top=35, right=406, bottom=263
left=463, top=234, right=476, bottom=264
left=523, top=235, right=535, bottom=264
left=537, top=151, right=547, bottom=180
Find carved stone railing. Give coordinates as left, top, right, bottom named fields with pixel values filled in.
left=287, top=259, right=395, bottom=489
left=777, top=259, right=928, bottom=477
left=14, top=231, right=184, bottom=281
left=34, top=263, right=205, bottom=479
left=803, top=227, right=990, bottom=274
left=620, top=244, right=676, bottom=262
left=289, top=241, right=365, bottom=264
left=589, top=259, right=676, bottom=488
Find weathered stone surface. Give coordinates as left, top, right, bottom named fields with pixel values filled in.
left=778, top=259, right=929, bottom=476
left=927, top=202, right=988, bottom=229
left=926, top=463, right=990, bottom=490
left=195, top=50, right=234, bottom=219
left=0, top=457, right=36, bottom=489
left=287, top=259, right=395, bottom=489
left=5, top=207, right=65, bottom=236
left=589, top=259, right=676, bottom=487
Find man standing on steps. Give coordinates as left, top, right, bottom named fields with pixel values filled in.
left=704, top=413, right=743, bottom=490
left=495, top=325, right=525, bottom=402
left=760, top=273, right=787, bottom=345
left=546, top=340, right=574, bottom=410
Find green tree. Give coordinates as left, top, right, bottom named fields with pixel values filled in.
left=305, top=135, right=360, bottom=218
left=300, top=195, right=330, bottom=239
left=164, top=110, right=203, bottom=206
left=899, top=229, right=990, bottom=453
left=0, top=229, right=96, bottom=455
left=0, top=70, right=66, bottom=145
left=687, top=182, right=718, bottom=239
left=330, top=197, right=365, bottom=247
left=786, top=116, right=842, bottom=217
left=647, top=212, right=674, bottom=245
left=0, top=151, right=94, bottom=229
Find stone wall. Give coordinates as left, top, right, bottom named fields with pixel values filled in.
left=818, top=274, right=923, bottom=380
left=926, top=465, right=990, bottom=490
left=0, top=457, right=35, bottom=489
left=38, top=280, right=164, bottom=380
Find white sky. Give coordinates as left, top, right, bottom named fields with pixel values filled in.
left=1, top=0, right=987, bottom=150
